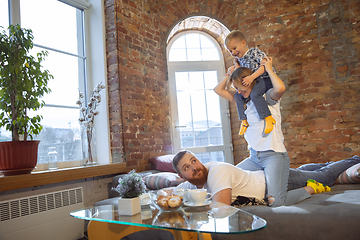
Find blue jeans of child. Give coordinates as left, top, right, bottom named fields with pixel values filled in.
left=236, top=148, right=311, bottom=207
left=235, top=76, right=273, bottom=120
left=288, top=155, right=360, bottom=190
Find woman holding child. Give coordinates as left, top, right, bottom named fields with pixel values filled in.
left=213, top=55, right=329, bottom=206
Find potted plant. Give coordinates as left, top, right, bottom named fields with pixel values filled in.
left=113, top=169, right=146, bottom=215
left=0, top=24, right=53, bottom=176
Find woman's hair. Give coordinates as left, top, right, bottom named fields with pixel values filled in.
left=226, top=67, right=253, bottom=89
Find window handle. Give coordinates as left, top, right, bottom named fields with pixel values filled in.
left=174, top=125, right=186, bottom=128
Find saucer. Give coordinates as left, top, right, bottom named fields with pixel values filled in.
left=184, top=200, right=211, bottom=207
left=140, top=193, right=151, bottom=206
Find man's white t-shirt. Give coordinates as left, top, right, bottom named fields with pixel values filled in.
left=177, top=162, right=266, bottom=203
left=244, top=89, right=287, bottom=152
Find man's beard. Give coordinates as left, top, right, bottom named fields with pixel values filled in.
left=188, top=165, right=208, bottom=187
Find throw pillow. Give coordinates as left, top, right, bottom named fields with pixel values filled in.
left=337, top=163, right=360, bottom=184
left=143, top=172, right=184, bottom=190
left=148, top=154, right=176, bottom=173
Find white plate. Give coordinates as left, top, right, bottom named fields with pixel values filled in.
left=141, top=198, right=151, bottom=206
left=184, top=200, right=211, bottom=207
left=140, top=193, right=151, bottom=206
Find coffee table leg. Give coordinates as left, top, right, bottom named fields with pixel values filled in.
left=199, top=232, right=212, bottom=240
left=88, top=221, right=153, bottom=239
left=87, top=221, right=212, bottom=240
left=168, top=230, right=212, bottom=240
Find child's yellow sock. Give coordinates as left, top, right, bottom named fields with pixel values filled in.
left=307, top=179, right=332, bottom=194
left=239, top=119, right=249, bottom=135
left=264, top=116, right=276, bottom=134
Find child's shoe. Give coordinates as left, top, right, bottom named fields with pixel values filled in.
left=239, top=119, right=249, bottom=135
left=264, top=116, right=276, bottom=134
left=307, top=179, right=332, bottom=194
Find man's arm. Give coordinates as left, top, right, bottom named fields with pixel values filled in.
left=212, top=188, right=232, bottom=205
left=261, top=57, right=285, bottom=101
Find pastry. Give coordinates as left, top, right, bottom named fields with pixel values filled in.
left=156, top=194, right=183, bottom=210
left=168, top=196, right=182, bottom=208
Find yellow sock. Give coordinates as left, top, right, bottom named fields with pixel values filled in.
left=307, top=179, right=332, bottom=194
left=264, top=116, right=276, bottom=134
left=239, top=119, right=249, bottom=135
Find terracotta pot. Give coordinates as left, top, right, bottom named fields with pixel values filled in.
left=0, top=140, right=40, bottom=176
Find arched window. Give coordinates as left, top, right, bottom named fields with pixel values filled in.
left=167, top=31, right=233, bottom=164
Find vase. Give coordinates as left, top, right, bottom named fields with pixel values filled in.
left=0, top=140, right=40, bottom=176
left=118, top=197, right=141, bottom=216
left=82, top=125, right=97, bottom=166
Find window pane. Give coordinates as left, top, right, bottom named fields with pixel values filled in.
left=200, top=35, right=215, bottom=48
left=176, top=70, right=224, bottom=149
left=30, top=47, right=80, bottom=107
left=206, top=91, right=223, bottom=146
left=0, top=127, right=11, bottom=141
left=186, top=34, right=200, bottom=48
left=32, top=107, right=82, bottom=163
left=20, top=0, right=80, bottom=55
left=191, top=90, right=207, bottom=123
left=176, top=91, right=194, bottom=148
left=204, top=71, right=218, bottom=89
left=169, top=33, right=220, bottom=62
left=188, top=72, right=204, bottom=91
left=0, top=1, right=9, bottom=29
left=187, top=48, right=201, bottom=61
left=175, top=72, right=189, bottom=91
left=176, top=92, right=192, bottom=127
left=202, top=48, right=220, bottom=61
left=195, top=151, right=224, bottom=164
left=194, top=127, right=208, bottom=147
left=206, top=91, right=221, bottom=124
left=181, top=128, right=194, bottom=148
left=169, top=49, right=187, bottom=61
left=171, top=35, right=186, bottom=48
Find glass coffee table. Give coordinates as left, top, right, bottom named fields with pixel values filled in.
left=70, top=200, right=266, bottom=240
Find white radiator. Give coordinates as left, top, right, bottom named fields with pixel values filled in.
left=0, top=187, right=85, bottom=240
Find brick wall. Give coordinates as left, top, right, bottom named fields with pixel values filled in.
left=104, top=0, right=360, bottom=170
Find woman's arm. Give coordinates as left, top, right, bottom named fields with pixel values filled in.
left=261, top=57, right=286, bottom=101
left=213, top=66, right=237, bottom=102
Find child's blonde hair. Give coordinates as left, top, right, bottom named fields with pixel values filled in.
left=226, top=67, right=253, bottom=89
left=225, top=30, right=247, bottom=46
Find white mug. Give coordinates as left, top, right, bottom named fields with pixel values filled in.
left=187, top=189, right=212, bottom=205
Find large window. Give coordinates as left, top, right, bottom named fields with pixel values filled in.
left=0, top=1, right=9, bottom=29
left=1, top=0, right=110, bottom=169
left=167, top=32, right=233, bottom=164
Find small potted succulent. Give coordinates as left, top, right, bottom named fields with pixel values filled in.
left=0, top=24, right=53, bottom=176
left=113, top=169, right=146, bottom=215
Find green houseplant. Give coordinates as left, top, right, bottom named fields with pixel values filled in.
left=0, top=24, right=53, bottom=176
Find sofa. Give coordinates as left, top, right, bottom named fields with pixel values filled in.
left=98, top=155, right=360, bottom=240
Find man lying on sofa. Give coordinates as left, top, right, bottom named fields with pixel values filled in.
left=172, top=149, right=360, bottom=206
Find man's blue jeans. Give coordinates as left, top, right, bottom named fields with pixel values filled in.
left=237, top=150, right=360, bottom=206
left=288, top=155, right=360, bottom=190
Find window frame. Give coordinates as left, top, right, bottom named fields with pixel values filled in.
left=167, top=30, right=234, bottom=164
left=5, top=0, right=111, bottom=168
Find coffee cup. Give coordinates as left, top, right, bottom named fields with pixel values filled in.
left=187, top=189, right=212, bottom=205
